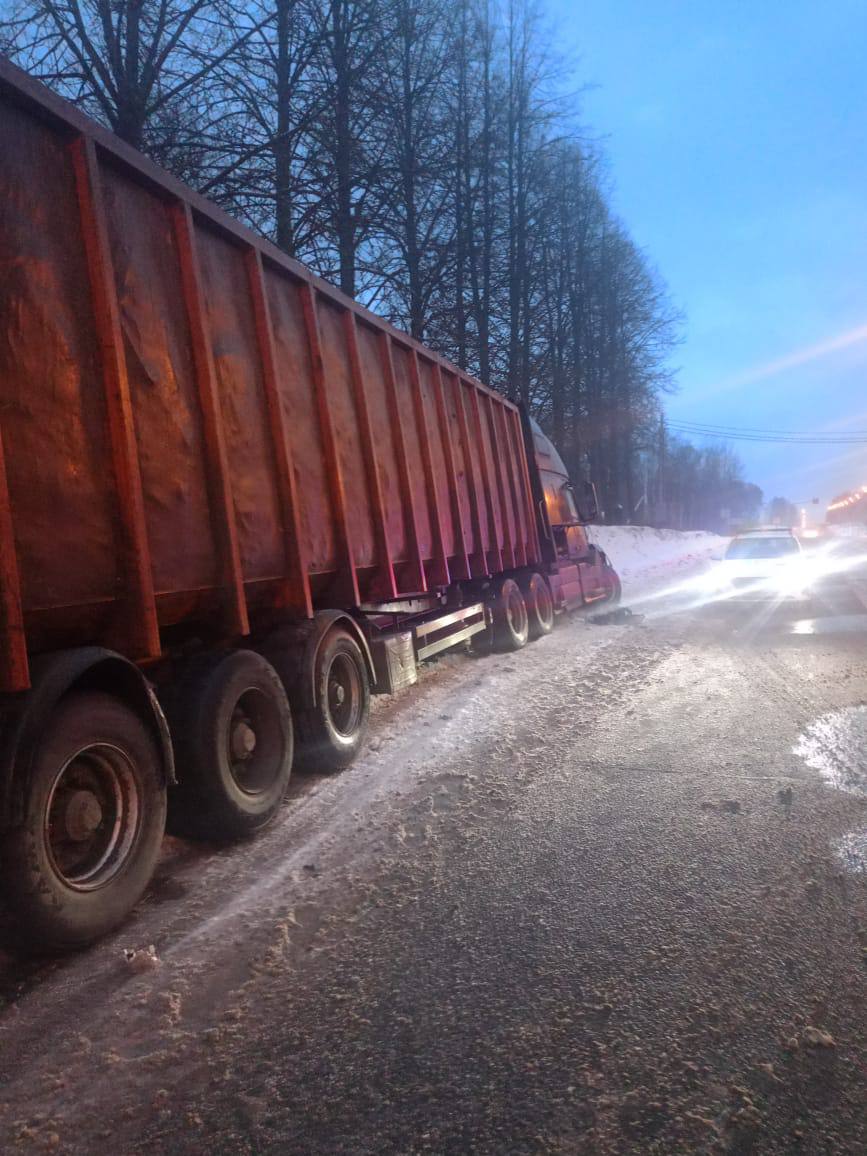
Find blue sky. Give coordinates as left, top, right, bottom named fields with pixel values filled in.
left=548, top=0, right=867, bottom=505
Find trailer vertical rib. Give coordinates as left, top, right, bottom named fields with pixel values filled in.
left=71, top=136, right=161, bottom=659
left=171, top=202, right=249, bottom=635
left=343, top=311, right=399, bottom=601
left=245, top=248, right=313, bottom=618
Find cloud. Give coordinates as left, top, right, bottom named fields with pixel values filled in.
left=695, top=321, right=867, bottom=401
left=760, top=444, right=867, bottom=496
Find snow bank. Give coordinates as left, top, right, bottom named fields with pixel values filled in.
left=587, top=525, right=727, bottom=596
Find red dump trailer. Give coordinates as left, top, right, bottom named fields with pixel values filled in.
left=0, top=58, right=619, bottom=949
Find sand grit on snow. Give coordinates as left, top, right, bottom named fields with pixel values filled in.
left=587, top=524, right=728, bottom=597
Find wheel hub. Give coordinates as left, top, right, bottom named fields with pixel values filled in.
left=230, top=719, right=257, bottom=761
left=45, top=742, right=139, bottom=891
left=331, top=681, right=346, bottom=707
left=62, top=789, right=103, bottom=842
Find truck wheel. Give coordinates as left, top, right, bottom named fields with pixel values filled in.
left=491, top=577, right=529, bottom=651
left=604, top=563, right=622, bottom=605
left=1, top=691, right=166, bottom=952
left=167, top=650, right=293, bottom=841
left=522, top=572, right=554, bottom=639
left=295, top=629, right=370, bottom=774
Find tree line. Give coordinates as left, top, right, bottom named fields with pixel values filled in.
left=636, top=424, right=764, bottom=533
left=1, top=0, right=762, bottom=529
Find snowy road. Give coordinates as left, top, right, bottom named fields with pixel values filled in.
left=1, top=544, right=867, bottom=1154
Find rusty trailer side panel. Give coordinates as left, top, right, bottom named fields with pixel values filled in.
left=0, top=59, right=541, bottom=692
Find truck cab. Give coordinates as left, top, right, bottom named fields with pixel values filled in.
left=523, top=414, right=619, bottom=611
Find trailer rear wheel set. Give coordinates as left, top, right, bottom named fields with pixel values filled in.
left=0, top=576, right=563, bottom=951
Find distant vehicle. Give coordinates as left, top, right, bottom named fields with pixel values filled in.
left=709, top=528, right=812, bottom=601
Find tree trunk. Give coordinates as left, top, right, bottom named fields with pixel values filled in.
left=333, top=1, right=356, bottom=297
left=273, top=0, right=295, bottom=254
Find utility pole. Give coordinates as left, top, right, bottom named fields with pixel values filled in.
left=657, top=414, right=666, bottom=526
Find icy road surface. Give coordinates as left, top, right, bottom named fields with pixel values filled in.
left=1, top=531, right=866, bottom=1155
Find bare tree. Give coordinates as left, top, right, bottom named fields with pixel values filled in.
left=200, top=0, right=325, bottom=252
left=304, top=0, right=388, bottom=297
left=371, top=0, right=454, bottom=339
left=1, top=0, right=267, bottom=173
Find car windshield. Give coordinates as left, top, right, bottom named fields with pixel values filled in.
left=725, top=537, right=799, bottom=560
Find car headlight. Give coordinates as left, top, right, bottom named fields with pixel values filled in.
left=773, top=565, right=811, bottom=596
left=703, top=568, right=731, bottom=591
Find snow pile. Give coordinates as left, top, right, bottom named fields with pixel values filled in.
left=588, top=525, right=727, bottom=596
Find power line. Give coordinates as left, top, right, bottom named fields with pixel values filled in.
left=670, top=430, right=867, bottom=445
left=668, top=420, right=867, bottom=436
left=667, top=420, right=867, bottom=439
left=666, top=420, right=867, bottom=446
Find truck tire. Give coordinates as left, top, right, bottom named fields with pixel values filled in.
left=521, top=572, right=554, bottom=639
left=491, top=577, right=529, bottom=651
left=167, top=650, right=293, bottom=842
left=294, top=629, right=370, bottom=774
left=603, top=556, right=622, bottom=605
left=1, top=691, right=166, bottom=952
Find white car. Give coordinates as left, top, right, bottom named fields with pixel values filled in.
left=712, top=529, right=812, bottom=601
